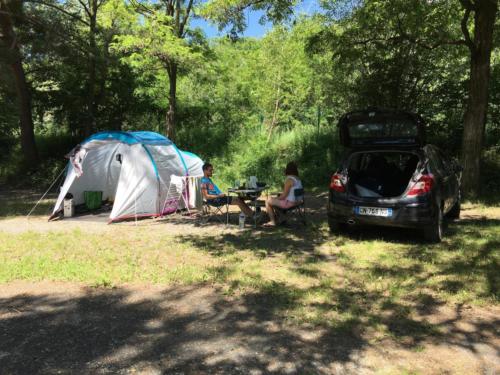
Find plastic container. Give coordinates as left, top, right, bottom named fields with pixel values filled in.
left=239, top=212, right=245, bottom=229
left=84, top=191, right=102, bottom=210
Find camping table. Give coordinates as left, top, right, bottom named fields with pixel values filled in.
left=227, top=187, right=268, bottom=227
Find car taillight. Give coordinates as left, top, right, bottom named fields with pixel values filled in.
left=407, top=174, right=434, bottom=197
left=330, top=173, right=346, bottom=193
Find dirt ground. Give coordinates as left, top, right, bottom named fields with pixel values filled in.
left=1, top=192, right=499, bottom=374
left=0, top=282, right=498, bottom=375
left=1, top=188, right=499, bottom=235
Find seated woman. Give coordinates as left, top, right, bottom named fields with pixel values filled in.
left=263, top=161, right=303, bottom=227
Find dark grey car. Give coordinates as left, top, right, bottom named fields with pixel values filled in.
left=327, top=109, right=462, bottom=242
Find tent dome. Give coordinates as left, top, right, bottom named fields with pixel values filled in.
left=82, top=131, right=173, bottom=146
left=52, top=130, right=204, bottom=222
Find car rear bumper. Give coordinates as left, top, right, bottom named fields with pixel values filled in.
left=328, top=193, right=436, bottom=228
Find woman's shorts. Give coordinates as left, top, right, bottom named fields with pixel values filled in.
left=270, top=198, right=296, bottom=209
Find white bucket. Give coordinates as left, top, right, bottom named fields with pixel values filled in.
left=63, top=199, right=74, bottom=217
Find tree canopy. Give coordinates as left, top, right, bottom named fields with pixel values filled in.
left=0, top=0, right=498, bottom=197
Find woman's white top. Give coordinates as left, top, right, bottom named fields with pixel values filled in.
left=286, top=175, right=303, bottom=202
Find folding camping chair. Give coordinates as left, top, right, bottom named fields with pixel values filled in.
left=275, top=188, right=306, bottom=225
left=201, top=197, right=228, bottom=224
left=161, top=175, right=190, bottom=217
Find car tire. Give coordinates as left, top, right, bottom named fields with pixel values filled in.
left=424, top=204, right=443, bottom=243
left=446, top=195, right=461, bottom=220
left=328, top=217, right=347, bottom=233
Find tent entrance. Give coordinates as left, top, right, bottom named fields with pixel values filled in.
left=52, top=143, right=126, bottom=220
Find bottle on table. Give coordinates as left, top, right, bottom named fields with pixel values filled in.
left=239, top=212, right=245, bottom=229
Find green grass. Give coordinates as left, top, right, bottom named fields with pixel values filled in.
left=0, top=201, right=498, bottom=340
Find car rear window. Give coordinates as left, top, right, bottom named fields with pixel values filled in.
left=349, top=118, right=418, bottom=139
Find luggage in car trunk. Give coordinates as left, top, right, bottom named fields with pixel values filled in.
left=347, top=151, right=421, bottom=198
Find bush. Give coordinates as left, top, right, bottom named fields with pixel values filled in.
left=208, top=123, right=342, bottom=190
left=0, top=134, right=75, bottom=189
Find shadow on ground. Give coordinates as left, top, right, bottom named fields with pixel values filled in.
left=0, top=285, right=368, bottom=374
left=339, top=217, right=500, bottom=244
left=1, top=192, right=499, bottom=372
left=1, top=283, right=498, bottom=374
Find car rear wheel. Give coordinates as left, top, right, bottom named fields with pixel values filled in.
left=446, top=195, right=461, bottom=220
left=424, top=204, right=443, bottom=243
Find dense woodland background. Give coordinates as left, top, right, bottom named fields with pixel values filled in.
left=0, top=0, right=498, bottom=197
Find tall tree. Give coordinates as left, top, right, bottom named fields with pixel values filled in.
left=251, top=21, right=324, bottom=136
left=317, top=0, right=498, bottom=197
left=42, top=0, right=110, bottom=136
left=27, top=0, right=140, bottom=135
left=459, top=0, right=498, bottom=197
left=116, top=0, right=197, bottom=140
left=0, top=0, right=38, bottom=165
left=79, top=0, right=108, bottom=137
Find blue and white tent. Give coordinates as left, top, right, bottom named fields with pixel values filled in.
left=51, top=131, right=204, bottom=222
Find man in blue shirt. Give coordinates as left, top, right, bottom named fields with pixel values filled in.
left=201, top=163, right=253, bottom=217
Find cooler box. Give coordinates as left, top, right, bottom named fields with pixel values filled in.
left=84, top=191, right=102, bottom=210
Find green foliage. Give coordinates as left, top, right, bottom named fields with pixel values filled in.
left=310, top=0, right=495, bottom=159
left=112, top=12, right=203, bottom=71
left=209, top=123, right=341, bottom=189
left=0, top=134, right=75, bottom=187
left=176, top=19, right=338, bottom=163
left=175, top=37, right=261, bottom=155
left=0, top=0, right=498, bottom=195
left=200, top=0, right=296, bottom=33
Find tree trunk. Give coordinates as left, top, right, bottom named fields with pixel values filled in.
left=166, top=63, right=177, bottom=140
left=85, top=0, right=98, bottom=137
left=460, top=0, right=498, bottom=198
left=0, top=0, right=38, bottom=166
left=267, top=90, right=281, bottom=140
left=267, top=69, right=282, bottom=140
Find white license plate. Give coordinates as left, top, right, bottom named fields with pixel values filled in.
left=355, top=206, right=393, bottom=217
